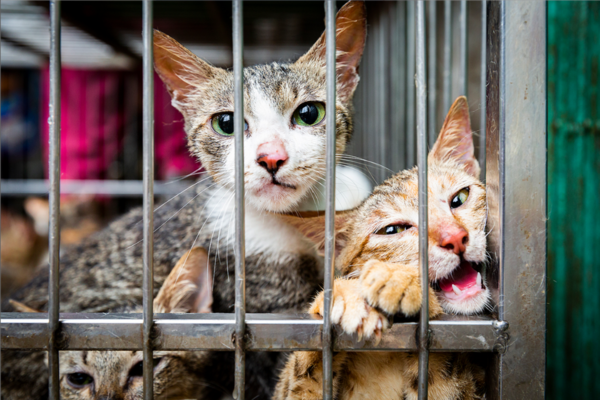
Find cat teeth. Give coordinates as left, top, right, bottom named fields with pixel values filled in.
left=477, top=272, right=482, bottom=287
left=452, top=284, right=462, bottom=295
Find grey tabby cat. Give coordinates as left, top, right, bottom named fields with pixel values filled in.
left=1, top=2, right=366, bottom=399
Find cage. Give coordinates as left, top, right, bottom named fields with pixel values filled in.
left=0, top=1, right=546, bottom=399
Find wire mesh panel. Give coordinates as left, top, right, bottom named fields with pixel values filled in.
left=0, top=2, right=547, bottom=399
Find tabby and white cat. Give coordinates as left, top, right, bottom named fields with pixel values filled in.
left=274, top=97, right=488, bottom=400
left=2, top=2, right=367, bottom=399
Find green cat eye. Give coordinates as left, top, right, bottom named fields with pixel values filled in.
left=450, top=187, right=470, bottom=209
left=375, top=224, right=410, bottom=235
left=211, top=113, right=248, bottom=136
left=66, top=372, right=93, bottom=387
left=292, top=102, right=326, bottom=126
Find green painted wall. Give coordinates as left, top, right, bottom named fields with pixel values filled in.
left=548, top=2, right=600, bottom=398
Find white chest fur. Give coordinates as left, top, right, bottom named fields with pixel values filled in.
left=204, top=187, right=314, bottom=257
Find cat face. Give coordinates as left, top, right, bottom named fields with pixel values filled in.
left=153, top=1, right=366, bottom=212
left=55, top=248, right=214, bottom=400
left=283, top=97, right=490, bottom=315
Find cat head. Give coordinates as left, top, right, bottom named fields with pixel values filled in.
left=282, top=97, right=489, bottom=315
left=53, top=248, right=214, bottom=399
left=154, top=1, right=366, bottom=212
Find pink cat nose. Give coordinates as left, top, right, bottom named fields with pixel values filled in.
left=440, top=228, right=468, bottom=254
left=256, top=141, right=289, bottom=175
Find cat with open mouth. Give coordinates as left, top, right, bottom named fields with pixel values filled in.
left=275, top=97, right=488, bottom=400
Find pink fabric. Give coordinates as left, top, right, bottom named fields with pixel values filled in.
left=40, top=68, right=200, bottom=182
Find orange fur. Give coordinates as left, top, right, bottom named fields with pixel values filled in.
left=274, top=97, right=488, bottom=400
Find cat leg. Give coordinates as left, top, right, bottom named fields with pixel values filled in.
left=359, top=260, right=443, bottom=318
left=309, top=279, right=389, bottom=340
left=402, top=353, right=485, bottom=400
left=273, top=351, right=349, bottom=400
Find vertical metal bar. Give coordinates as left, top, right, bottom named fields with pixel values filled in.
left=428, top=0, right=437, bottom=145
left=485, top=1, right=546, bottom=398
left=48, top=1, right=61, bottom=398
left=142, top=1, right=154, bottom=399
left=459, top=0, right=468, bottom=95
left=322, top=1, right=336, bottom=398
left=379, top=6, right=389, bottom=180
left=406, top=0, right=415, bottom=167
left=371, top=11, right=381, bottom=181
left=416, top=2, right=429, bottom=399
left=394, top=1, right=407, bottom=171
left=443, top=0, right=452, bottom=113
left=232, top=1, right=246, bottom=399
left=479, top=0, right=487, bottom=178
left=0, top=14, right=2, bottom=391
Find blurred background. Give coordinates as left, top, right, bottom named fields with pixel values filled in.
left=0, top=1, right=597, bottom=398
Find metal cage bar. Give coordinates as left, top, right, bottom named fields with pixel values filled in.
left=427, top=0, right=437, bottom=145
left=1, top=313, right=499, bottom=351
left=479, top=0, right=487, bottom=177
left=442, top=0, right=452, bottom=113
left=459, top=0, right=468, bottom=96
left=485, top=1, right=547, bottom=398
left=406, top=1, right=416, bottom=167
left=322, top=1, right=336, bottom=398
left=233, top=1, right=246, bottom=399
left=141, top=1, right=155, bottom=398
left=48, top=1, right=62, bottom=398
left=0, top=179, right=192, bottom=197
left=415, top=2, right=429, bottom=399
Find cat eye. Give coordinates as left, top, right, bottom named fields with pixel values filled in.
left=292, top=102, right=326, bottom=126
left=129, top=358, right=163, bottom=378
left=450, top=187, right=470, bottom=209
left=66, top=372, right=93, bottom=388
left=211, top=112, right=248, bottom=136
left=375, top=224, right=410, bottom=235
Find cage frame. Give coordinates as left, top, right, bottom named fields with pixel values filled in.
left=0, top=1, right=547, bottom=399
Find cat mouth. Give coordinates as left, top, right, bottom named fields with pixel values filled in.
left=271, top=176, right=296, bottom=190
left=432, top=259, right=486, bottom=302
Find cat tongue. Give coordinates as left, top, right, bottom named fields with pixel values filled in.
left=439, top=261, right=478, bottom=292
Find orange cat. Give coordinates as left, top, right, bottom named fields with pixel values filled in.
left=274, top=97, right=487, bottom=400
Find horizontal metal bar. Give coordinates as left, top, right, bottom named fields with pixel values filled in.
left=1, top=313, right=499, bottom=352
left=0, top=179, right=191, bottom=197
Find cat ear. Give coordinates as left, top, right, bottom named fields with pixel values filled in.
left=154, top=247, right=213, bottom=314
left=296, top=1, right=367, bottom=102
left=279, top=210, right=355, bottom=256
left=154, top=30, right=220, bottom=108
left=429, top=96, right=480, bottom=178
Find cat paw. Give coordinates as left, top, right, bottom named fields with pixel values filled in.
left=309, top=279, right=390, bottom=341
left=359, top=260, right=443, bottom=318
